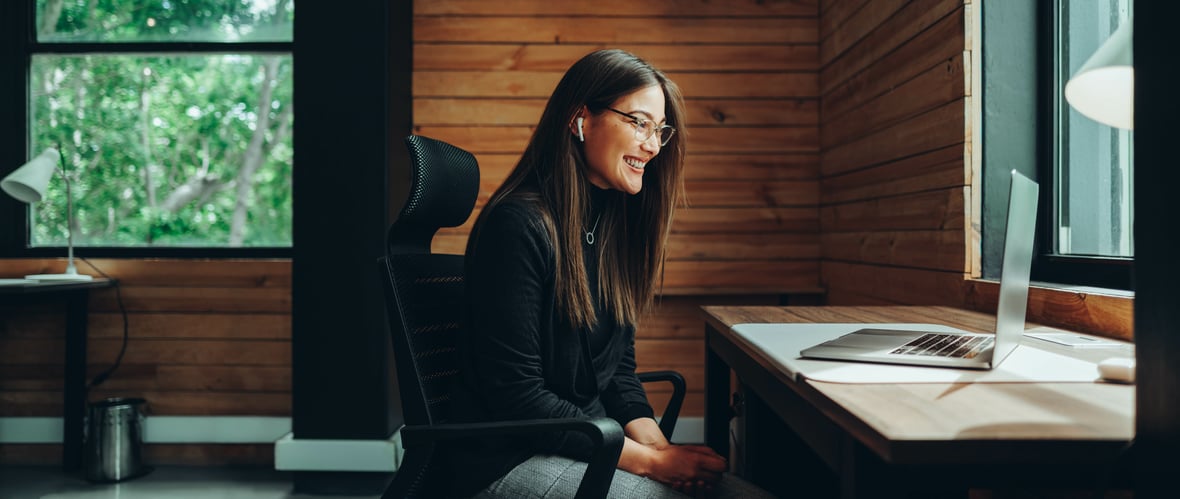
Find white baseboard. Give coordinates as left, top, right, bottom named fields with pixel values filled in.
left=0, top=418, right=62, bottom=443
left=0, top=416, right=290, bottom=444
left=273, top=432, right=402, bottom=472
left=147, top=416, right=291, bottom=443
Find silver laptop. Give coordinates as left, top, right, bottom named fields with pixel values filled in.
left=800, top=170, right=1038, bottom=370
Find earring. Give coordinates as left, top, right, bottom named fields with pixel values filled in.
left=576, top=117, right=584, bottom=142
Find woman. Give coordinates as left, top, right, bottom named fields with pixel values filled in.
left=444, top=49, right=775, bottom=498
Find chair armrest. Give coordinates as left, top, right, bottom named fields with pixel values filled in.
left=638, top=370, right=685, bottom=440
left=401, top=417, right=624, bottom=499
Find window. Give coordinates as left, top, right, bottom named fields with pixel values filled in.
left=1044, top=0, right=1133, bottom=286
left=980, top=0, right=1133, bottom=290
left=3, top=0, right=293, bottom=254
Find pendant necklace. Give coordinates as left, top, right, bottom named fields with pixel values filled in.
left=584, top=213, right=602, bottom=245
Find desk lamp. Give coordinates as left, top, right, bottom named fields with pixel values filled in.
left=2, top=148, right=93, bottom=281
left=1064, top=18, right=1133, bottom=130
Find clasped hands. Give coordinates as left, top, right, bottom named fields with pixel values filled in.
left=643, top=442, right=727, bottom=497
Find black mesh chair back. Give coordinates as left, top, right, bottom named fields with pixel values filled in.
left=380, top=135, right=674, bottom=499
left=380, top=135, right=479, bottom=497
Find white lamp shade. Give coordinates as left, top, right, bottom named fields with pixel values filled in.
left=2, top=148, right=61, bottom=204
left=1064, top=18, right=1133, bottom=130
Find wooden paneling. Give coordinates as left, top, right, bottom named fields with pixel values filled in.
left=415, top=44, right=818, bottom=72
left=821, top=9, right=964, bottom=125
left=819, top=0, right=961, bottom=94
left=823, top=229, right=966, bottom=272
left=819, top=0, right=902, bottom=66
left=413, top=126, right=820, bottom=155
left=415, top=0, right=823, bottom=297
left=0, top=258, right=290, bottom=465
left=414, top=98, right=817, bottom=127
left=821, top=54, right=966, bottom=149
left=820, top=188, right=965, bottom=232
left=821, top=260, right=968, bottom=307
left=819, top=1, right=972, bottom=307
left=415, top=0, right=819, bottom=17
left=821, top=99, right=965, bottom=176
left=819, top=145, right=965, bottom=204
left=415, top=17, right=818, bottom=44
left=414, top=71, right=820, bottom=98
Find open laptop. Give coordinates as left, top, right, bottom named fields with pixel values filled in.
left=800, top=170, right=1038, bottom=370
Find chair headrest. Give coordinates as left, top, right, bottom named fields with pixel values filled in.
left=388, top=135, right=480, bottom=253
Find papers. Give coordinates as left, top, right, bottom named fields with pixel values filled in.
left=730, top=323, right=1120, bottom=384
left=0, top=278, right=36, bottom=286
left=1025, top=332, right=1124, bottom=348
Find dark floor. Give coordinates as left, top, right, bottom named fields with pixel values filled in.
left=0, top=466, right=382, bottom=499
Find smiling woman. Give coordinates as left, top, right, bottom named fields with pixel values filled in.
left=578, top=85, right=670, bottom=195
left=442, top=48, right=776, bottom=499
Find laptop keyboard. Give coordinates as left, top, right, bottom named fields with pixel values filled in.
left=890, top=333, right=994, bottom=359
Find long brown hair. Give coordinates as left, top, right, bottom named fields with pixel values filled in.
left=467, top=48, right=687, bottom=329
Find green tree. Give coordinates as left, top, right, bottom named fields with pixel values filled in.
left=30, top=0, right=293, bottom=247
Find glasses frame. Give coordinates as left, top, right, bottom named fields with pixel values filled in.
left=604, top=107, right=676, bottom=146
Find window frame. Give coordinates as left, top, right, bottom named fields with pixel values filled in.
left=0, top=1, right=294, bottom=258
left=981, top=0, right=1133, bottom=290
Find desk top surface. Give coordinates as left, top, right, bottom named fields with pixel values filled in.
left=702, top=305, right=1134, bottom=463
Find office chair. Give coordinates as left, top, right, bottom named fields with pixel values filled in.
left=379, top=135, right=685, bottom=499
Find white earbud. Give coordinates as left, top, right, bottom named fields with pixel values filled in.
left=576, top=117, right=584, bottom=142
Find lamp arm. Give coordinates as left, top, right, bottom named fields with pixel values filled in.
left=54, top=151, right=78, bottom=276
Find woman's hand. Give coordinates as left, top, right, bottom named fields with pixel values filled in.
left=619, top=437, right=727, bottom=496
left=649, top=444, right=726, bottom=496
left=618, top=418, right=726, bottom=495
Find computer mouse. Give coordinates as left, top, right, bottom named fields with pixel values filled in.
left=1096, top=357, right=1135, bottom=384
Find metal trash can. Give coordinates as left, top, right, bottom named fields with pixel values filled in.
left=85, top=397, right=152, bottom=483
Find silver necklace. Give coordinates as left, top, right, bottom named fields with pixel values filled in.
left=584, top=213, right=602, bottom=245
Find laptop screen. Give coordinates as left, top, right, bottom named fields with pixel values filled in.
left=991, top=170, right=1039, bottom=366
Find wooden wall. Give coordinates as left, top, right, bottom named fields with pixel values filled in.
left=0, top=258, right=289, bottom=465
left=412, top=0, right=825, bottom=419
left=817, top=0, right=971, bottom=305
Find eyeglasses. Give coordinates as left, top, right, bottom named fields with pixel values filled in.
left=605, top=107, right=676, bottom=146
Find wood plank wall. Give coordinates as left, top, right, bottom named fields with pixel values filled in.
left=412, top=0, right=823, bottom=420
left=817, top=0, right=971, bottom=306
left=0, top=258, right=290, bottom=465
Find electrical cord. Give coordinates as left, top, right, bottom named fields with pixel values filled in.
left=78, top=257, right=129, bottom=391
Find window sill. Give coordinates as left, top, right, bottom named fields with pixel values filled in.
left=964, top=278, right=1133, bottom=341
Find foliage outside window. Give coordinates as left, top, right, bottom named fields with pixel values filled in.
left=26, top=0, right=293, bottom=248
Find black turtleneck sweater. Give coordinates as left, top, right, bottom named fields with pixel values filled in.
left=439, top=185, right=654, bottom=497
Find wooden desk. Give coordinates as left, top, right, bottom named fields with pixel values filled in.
left=0, top=278, right=116, bottom=471
left=702, top=306, right=1134, bottom=498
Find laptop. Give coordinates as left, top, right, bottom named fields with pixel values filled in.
left=800, top=170, right=1038, bottom=370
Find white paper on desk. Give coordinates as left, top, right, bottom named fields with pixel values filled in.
left=0, top=278, right=35, bottom=286
left=731, top=323, right=1102, bottom=384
